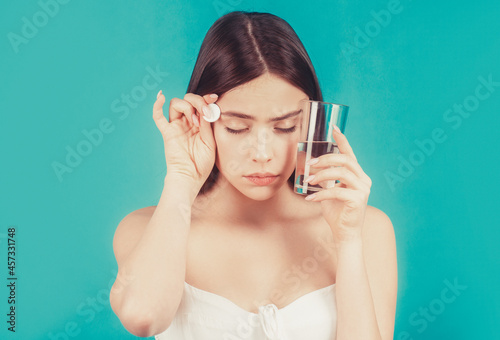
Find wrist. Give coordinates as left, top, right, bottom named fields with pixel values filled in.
left=335, top=236, right=363, bottom=254
left=163, top=175, right=200, bottom=203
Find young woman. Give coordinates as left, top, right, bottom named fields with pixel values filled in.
left=110, top=11, right=397, bottom=340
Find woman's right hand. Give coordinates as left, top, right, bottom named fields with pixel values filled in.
left=153, top=90, right=218, bottom=189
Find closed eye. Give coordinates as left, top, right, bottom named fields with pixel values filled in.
left=224, top=126, right=297, bottom=134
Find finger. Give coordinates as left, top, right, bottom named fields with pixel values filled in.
left=183, top=93, right=219, bottom=120
left=153, top=90, right=169, bottom=133
left=184, top=93, right=218, bottom=151
left=305, top=166, right=367, bottom=191
left=306, top=186, right=364, bottom=204
left=169, top=97, right=196, bottom=125
left=333, top=127, right=357, bottom=162
left=202, top=93, right=218, bottom=104
left=183, top=93, right=213, bottom=120
left=310, top=153, right=368, bottom=183
left=168, top=93, right=218, bottom=128
left=297, top=151, right=328, bottom=178
left=194, top=93, right=219, bottom=127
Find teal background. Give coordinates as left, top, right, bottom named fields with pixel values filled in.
left=1, top=0, right=499, bottom=339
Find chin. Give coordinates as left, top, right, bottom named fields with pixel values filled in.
left=238, top=179, right=286, bottom=201
left=242, top=192, right=276, bottom=202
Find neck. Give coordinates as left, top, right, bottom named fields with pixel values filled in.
left=197, top=175, right=299, bottom=228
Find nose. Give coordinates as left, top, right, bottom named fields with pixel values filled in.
left=255, top=128, right=274, bottom=163
left=244, top=128, right=274, bottom=163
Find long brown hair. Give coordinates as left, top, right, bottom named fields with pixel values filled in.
left=186, top=11, right=323, bottom=196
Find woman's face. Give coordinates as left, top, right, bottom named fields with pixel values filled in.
left=213, top=73, right=309, bottom=200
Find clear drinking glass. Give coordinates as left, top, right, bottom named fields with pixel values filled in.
left=294, top=100, right=349, bottom=195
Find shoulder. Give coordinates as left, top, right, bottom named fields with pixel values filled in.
left=361, top=206, right=398, bottom=339
left=361, top=205, right=398, bottom=281
left=362, top=205, right=395, bottom=243
left=112, top=206, right=157, bottom=265
left=361, top=205, right=397, bottom=263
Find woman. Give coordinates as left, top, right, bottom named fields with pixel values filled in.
left=110, top=11, right=398, bottom=340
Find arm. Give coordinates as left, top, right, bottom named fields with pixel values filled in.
left=303, top=127, right=398, bottom=339
left=109, top=175, right=198, bottom=337
left=335, top=207, right=398, bottom=340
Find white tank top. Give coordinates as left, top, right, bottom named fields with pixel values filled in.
left=154, top=281, right=337, bottom=340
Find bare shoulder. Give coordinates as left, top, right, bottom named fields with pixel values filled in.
left=362, top=205, right=395, bottom=242
left=112, top=206, right=157, bottom=266
left=361, top=205, right=397, bottom=284
left=361, top=206, right=398, bottom=340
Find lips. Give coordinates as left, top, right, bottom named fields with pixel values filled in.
left=245, top=172, right=277, bottom=177
left=244, top=175, right=278, bottom=186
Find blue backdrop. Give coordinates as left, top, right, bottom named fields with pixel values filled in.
left=1, top=0, right=499, bottom=339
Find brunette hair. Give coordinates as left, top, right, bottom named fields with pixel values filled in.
left=186, top=11, right=323, bottom=196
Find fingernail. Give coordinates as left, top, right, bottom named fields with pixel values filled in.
left=202, top=105, right=211, bottom=119
left=333, top=124, right=341, bottom=133
left=305, top=194, right=316, bottom=201
left=307, top=158, right=319, bottom=165
left=157, top=90, right=162, bottom=99
left=210, top=94, right=218, bottom=99
left=304, top=175, right=315, bottom=183
left=192, top=114, right=199, bottom=127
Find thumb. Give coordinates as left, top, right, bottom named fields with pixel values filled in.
left=198, top=94, right=218, bottom=151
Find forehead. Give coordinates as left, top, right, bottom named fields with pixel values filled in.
left=217, top=74, right=308, bottom=120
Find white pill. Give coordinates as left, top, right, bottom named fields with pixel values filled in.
left=202, top=103, right=221, bottom=122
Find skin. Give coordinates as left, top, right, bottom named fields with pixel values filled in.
left=187, top=73, right=395, bottom=339
left=186, top=73, right=338, bottom=310
left=112, top=72, right=398, bottom=339
left=197, top=72, right=313, bottom=224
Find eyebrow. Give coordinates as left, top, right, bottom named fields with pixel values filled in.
left=220, top=109, right=302, bottom=122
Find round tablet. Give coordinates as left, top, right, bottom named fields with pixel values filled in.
left=202, top=103, right=221, bottom=122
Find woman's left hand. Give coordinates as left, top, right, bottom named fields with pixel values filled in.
left=303, top=126, right=372, bottom=244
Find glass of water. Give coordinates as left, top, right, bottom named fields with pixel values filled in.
left=294, top=100, right=349, bottom=195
